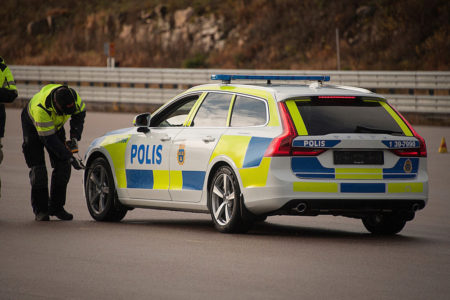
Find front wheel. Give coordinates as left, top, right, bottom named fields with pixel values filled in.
left=85, top=157, right=127, bottom=222
left=208, top=166, right=252, bottom=233
left=362, top=214, right=406, bottom=235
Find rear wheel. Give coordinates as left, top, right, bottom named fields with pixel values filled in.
left=85, top=157, right=127, bottom=222
left=208, top=166, right=252, bottom=233
left=362, top=214, right=406, bottom=235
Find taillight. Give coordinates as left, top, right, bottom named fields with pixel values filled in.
left=392, top=134, right=427, bottom=157
left=292, top=148, right=327, bottom=156
left=417, top=134, right=428, bottom=157
left=265, top=103, right=296, bottom=156
left=264, top=102, right=326, bottom=157
left=387, top=104, right=427, bottom=157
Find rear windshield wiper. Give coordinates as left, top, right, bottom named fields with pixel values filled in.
left=355, top=126, right=403, bottom=135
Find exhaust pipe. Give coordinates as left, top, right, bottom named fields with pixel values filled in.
left=294, top=202, right=308, bottom=214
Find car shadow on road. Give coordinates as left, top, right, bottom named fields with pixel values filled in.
left=118, top=217, right=426, bottom=243
left=249, top=221, right=427, bottom=243
left=123, top=218, right=216, bottom=233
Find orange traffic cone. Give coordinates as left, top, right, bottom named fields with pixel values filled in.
left=438, top=137, right=448, bottom=153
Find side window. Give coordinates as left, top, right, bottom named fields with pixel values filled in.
left=191, top=93, right=233, bottom=127
left=230, top=95, right=267, bottom=127
left=151, top=95, right=199, bottom=127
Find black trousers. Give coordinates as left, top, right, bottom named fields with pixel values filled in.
left=21, top=108, right=71, bottom=214
left=0, top=103, right=5, bottom=138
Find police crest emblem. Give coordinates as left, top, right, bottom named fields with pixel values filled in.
left=403, top=159, right=412, bottom=173
left=177, top=144, right=185, bottom=165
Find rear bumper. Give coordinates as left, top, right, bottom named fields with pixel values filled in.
left=272, top=199, right=425, bottom=218
left=241, top=156, right=428, bottom=215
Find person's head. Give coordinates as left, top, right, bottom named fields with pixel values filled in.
left=53, top=86, right=77, bottom=115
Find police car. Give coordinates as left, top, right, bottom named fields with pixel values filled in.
left=83, top=74, right=428, bottom=234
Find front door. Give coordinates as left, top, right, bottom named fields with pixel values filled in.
left=125, top=128, right=181, bottom=200
left=125, top=93, right=201, bottom=200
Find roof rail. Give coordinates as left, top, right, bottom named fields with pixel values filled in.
left=211, top=74, right=331, bottom=84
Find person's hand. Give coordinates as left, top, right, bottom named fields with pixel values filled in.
left=70, top=156, right=85, bottom=170
left=66, top=138, right=79, bottom=154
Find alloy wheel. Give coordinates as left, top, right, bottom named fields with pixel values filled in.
left=211, top=173, right=235, bottom=226
left=87, top=164, right=110, bottom=214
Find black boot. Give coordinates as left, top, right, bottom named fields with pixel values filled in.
left=49, top=184, right=73, bottom=221
left=31, top=187, right=50, bottom=221
left=35, top=211, right=50, bottom=221
left=50, top=208, right=73, bottom=221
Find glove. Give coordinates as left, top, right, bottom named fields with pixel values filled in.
left=70, top=156, right=85, bottom=170
left=66, top=138, right=79, bottom=154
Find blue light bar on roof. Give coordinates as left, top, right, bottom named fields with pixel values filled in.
left=211, top=74, right=330, bottom=83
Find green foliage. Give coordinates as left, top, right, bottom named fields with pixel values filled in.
left=0, top=0, right=448, bottom=69
left=182, top=54, right=208, bottom=68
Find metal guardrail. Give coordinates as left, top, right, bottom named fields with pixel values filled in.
left=10, top=66, right=450, bottom=113
left=15, top=84, right=183, bottom=105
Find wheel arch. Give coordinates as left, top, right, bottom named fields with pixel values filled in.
left=206, top=156, right=243, bottom=190
left=205, top=156, right=246, bottom=211
left=206, top=155, right=267, bottom=222
left=84, top=149, right=118, bottom=190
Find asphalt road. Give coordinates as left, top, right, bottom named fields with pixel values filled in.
left=1, top=108, right=449, bottom=300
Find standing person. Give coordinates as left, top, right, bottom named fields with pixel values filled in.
left=22, top=84, right=86, bottom=221
left=0, top=57, right=18, bottom=199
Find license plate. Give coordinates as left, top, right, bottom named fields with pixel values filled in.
left=333, top=151, right=384, bottom=165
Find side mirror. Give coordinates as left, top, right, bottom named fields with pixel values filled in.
left=133, top=113, right=151, bottom=133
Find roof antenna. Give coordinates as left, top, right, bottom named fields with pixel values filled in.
left=309, top=80, right=323, bottom=89
left=267, top=79, right=271, bottom=84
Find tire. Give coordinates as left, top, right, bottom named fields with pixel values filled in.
left=85, top=157, right=127, bottom=222
left=208, top=166, right=252, bottom=233
left=362, top=214, right=406, bottom=235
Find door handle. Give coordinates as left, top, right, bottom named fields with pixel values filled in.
left=160, top=135, right=171, bottom=142
left=202, top=136, right=215, bottom=143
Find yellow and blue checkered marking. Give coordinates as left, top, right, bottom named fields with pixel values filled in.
left=292, top=157, right=419, bottom=179
left=210, top=135, right=273, bottom=188
left=293, top=181, right=423, bottom=193
left=124, top=135, right=271, bottom=191
left=126, top=170, right=206, bottom=190
left=293, top=139, right=341, bottom=148
left=242, top=137, right=273, bottom=168
left=126, top=170, right=154, bottom=189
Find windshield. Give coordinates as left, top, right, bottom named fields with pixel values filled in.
left=294, top=98, right=404, bottom=136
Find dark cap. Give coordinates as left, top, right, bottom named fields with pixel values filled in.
left=54, top=86, right=77, bottom=115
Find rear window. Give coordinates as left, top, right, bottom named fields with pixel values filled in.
left=230, top=95, right=267, bottom=127
left=293, top=98, right=404, bottom=135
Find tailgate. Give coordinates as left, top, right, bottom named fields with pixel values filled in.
left=291, top=134, right=420, bottom=180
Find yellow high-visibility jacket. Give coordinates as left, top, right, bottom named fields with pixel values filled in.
left=26, top=84, right=86, bottom=160
left=0, top=57, right=18, bottom=138
left=27, top=84, right=86, bottom=137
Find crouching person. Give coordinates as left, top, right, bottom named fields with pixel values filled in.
left=21, top=84, right=86, bottom=221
